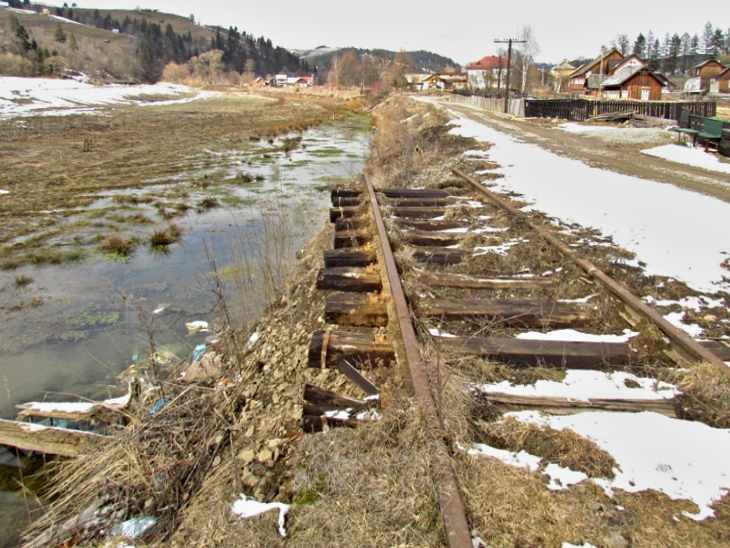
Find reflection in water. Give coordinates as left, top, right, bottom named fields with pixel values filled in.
left=0, top=119, right=369, bottom=544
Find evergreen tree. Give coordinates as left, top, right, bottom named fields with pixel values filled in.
left=711, top=29, right=724, bottom=56
left=633, top=33, right=646, bottom=57
left=616, top=34, right=630, bottom=55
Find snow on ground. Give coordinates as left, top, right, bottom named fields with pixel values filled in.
left=0, top=77, right=214, bottom=119
left=642, top=144, right=730, bottom=176
left=231, top=495, right=290, bottom=537
left=475, top=370, right=678, bottom=402
left=19, top=391, right=131, bottom=414
left=560, top=122, right=671, bottom=145
left=468, top=443, right=587, bottom=491
left=0, top=189, right=8, bottom=196
left=516, top=329, right=638, bottom=343
left=443, top=110, right=730, bottom=294
left=512, top=411, right=730, bottom=521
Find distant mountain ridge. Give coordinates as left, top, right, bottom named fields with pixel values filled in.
left=294, top=45, right=461, bottom=73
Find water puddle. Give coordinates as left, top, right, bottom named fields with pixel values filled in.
left=0, top=118, right=370, bottom=544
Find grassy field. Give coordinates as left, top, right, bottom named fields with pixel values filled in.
left=0, top=91, right=361, bottom=270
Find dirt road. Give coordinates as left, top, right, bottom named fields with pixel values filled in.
left=443, top=100, right=730, bottom=205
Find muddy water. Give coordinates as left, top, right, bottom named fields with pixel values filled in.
left=0, top=118, right=370, bottom=545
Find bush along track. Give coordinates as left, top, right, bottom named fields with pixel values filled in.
left=14, top=97, right=730, bottom=547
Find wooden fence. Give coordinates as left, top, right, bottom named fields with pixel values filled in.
left=447, top=95, right=525, bottom=117
left=524, top=99, right=717, bottom=121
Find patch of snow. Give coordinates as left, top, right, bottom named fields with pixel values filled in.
left=440, top=109, right=730, bottom=293
left=663, top=312, right=704, bottom=338
left=152, top=305, right=167, bottom=315
left=642, top=144, right=730, bottom=175
left=473, top=239, right=523, bottom=256
left=516, top=329, right=638, bottom=343
left=428, top=328, right=457, bottom=338
left=563, top=543, right=597, bottom=548
left=511, top=411, right=730, bottom=521
left=645, top=295, right=726, bottom=311
left=50, top=14, right=83, bottom=25
left=0, top=189, right=8, bottom=196
left=8, top=7, right=35, bottom=14
left=560, top=123, right=670, bottom=145
left=474, top=226, right=509, bottom=234
left=468, top=443, right=587, bottom=491
left=110, top=516, right=158, bottom=539
left=231, top=495, right=290, bottom=537
left=0, top=77, right=214, bottom=119
left=475, top=370, right=678, bottom=402
left=246, top=331, right=261, bottom=348
left=324, top=409, right=351, bottom=421
left=441, top=227, right=469, bottom=234
left=464, top=149, right=490, bottom=158
left=558, top=294, right=598, bottom=304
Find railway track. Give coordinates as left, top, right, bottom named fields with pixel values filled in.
left=302, top=169, right=730, bottom=547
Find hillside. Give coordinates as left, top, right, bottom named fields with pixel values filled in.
left=0, top=4, right=308, bottom=82
left=295, top=45, right=461, bottom=74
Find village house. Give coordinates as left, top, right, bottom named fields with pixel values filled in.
left=565, top=48, right=625, bottom=94
left=550, top=60, right=576, bottom=92
left=684, top=59, right=729, bottom=94
left=404, top=73, right=433, bottom=92
left=710, top=67, right=730, bottom=94
left=601, top=64, right=664, bottom=101
left=466, top=56, right=504, bottom=90
left=271, top=74, right=314, bottom=88
left=404, top=73, right=468, bottom=92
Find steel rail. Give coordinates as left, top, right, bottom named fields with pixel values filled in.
left=452, top=167, right=730, bottom=374
left=365, top=177, right=473, bottom=548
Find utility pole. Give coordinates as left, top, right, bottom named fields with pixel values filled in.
left=495, top=37, right=527, bottom=113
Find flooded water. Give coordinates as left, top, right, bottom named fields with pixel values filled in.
left=0, top=118, right=370, bottom=545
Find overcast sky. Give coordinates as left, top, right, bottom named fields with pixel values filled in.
left=59, top=1, right=729, bottom=63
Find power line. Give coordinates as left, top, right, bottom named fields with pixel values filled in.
left=494, top=38, right=527, bottom=113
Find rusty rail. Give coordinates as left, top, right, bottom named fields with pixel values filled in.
left=452, top=167, right=729, bottom=374
left=365, top=177, right=473, bottom=548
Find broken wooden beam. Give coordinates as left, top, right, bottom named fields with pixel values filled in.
left=416, top=298, right=594, bottom=328
left=700, top=341, right=730, bottom=361
left=413, top=270, right=555, bottom=290
left=387, top=198, right=453, bottom=208
left=303, top=384, right=375, bottom=412
left=325, top=293, right=389, bottom=327
left=308, top=330, right=394, bottom=369
left=476, top=391, right=677, bottom=417
left=316, top=267, right=382, bottom=293
left=334, top=230, right=372, bottom=249
left=433, top=335, right=632, bottom=368
left=324, top=248, right=376, bottom=268
left=0, top=419, right=109, bottom=457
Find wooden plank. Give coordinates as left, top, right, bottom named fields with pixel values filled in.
left=331, top=188, right=361, bottom=199
left=330, top=206, right=363, bottom=222
left=325, top=293, right=388, bottom=327
left=390, top=207, right=445, bottom=219
left=401, top=230, right=464, bottom=247
left=332, top=197, right=363, bottom=208
left=334, top=361, right=381, bottom=397
left=412, top=248, right=467, bottom=265
left=394, top=219, right=469, bottom=232
left=17, top=382, right=136, bottom=422
left=700, top=341, right=730, bottom=361
left=434, top=335, right=632, bottom=368
left=381, top=189, right=450, bottom=199
left=324, top=248, right=376, bottom=268
left=414, top=270, right=555, bottom=290
left=387, top=198, right=453, bottom=208
left=303, top=384, right=375, bottom=411
left=308, top=330, right=394, bottom=369
left=334, top=230, right=372, bottom=249
left=417, top=298, right=593, bottom=328
left=0, top=419, right=109, bottom=457
left=316, top=267, right=382, bottom=293
left=479, top=392, right=677, bottom=417
left=335, top=217, right=369, bottom=232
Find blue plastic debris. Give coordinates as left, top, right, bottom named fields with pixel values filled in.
left=110, top=515, right=158, bottom=539
left=149, top=398, right=169, bottom=417
left=192, top=343, right=207, bottom=363
left=131, top=353, right=140, bottom=364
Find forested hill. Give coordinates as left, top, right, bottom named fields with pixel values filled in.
left=0, top=2, right=309, bottom=82
left=296, top=46, right=461, bottom=75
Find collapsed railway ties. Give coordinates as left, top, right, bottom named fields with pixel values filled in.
left=302, top=168, right=730, bottom=547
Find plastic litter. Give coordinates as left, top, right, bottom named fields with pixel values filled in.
left=192, top=344, right=206, bottom=363
left=149, top=399, right=169, bottom=417
left=110, top=515, right=158, bottom=539
left=186, top=321, right=210, bottom=334
left=231, top=495, right=290, bottom=537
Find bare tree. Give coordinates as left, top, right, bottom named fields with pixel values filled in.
left=519, top=26, right=541, bottom=94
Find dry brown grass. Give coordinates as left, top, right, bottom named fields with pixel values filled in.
left=677, top=363, right=730, bottom=428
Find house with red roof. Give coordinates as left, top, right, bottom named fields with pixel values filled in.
left=466, top=55, right=505, bottom=90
